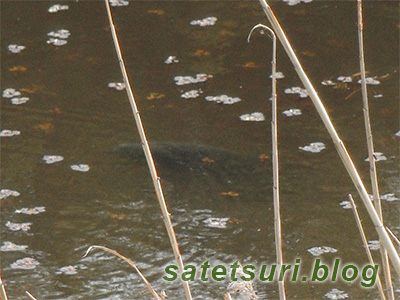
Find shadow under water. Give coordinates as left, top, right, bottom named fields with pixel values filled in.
left=116, top=142, right=271, bottom=202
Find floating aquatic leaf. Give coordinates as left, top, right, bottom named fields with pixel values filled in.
left=194, top=49, right=211, bottom=57
left=3, top=88, right=21, bottom=98
left=321, top=79, right=336, bottom=86
left=146, top=92, right=165, bottom=100
left=1, top=241, right=28, bottom=252
left=0, top=130, right=21, bottom=137
left=9, top=66, right=27, bottom=72
left=270, top=71, right=285, bottom=79
left=10, top=257, right=39, bottom=270
left=284, top=86, right=309, bottom=98
left=373, top=94, right=383, bottom=98
left=202, top=157, right=214, bottom=163
left=324, top=288, right=349, bottom=300
left=48, top=4, right=69, bottom=13
left=337, top=76, right=352, bottom=83
left=49, top=107, right=62, bottom=114
left=380, top=193, right=399, bottom=202
left=220, top=29, right=236, bottom=37
left=15, top=207, right=46, bottom=215
left=43, top=155, right=64, bottom=164
left=308, top=246, right=337, bottom=256
left=21, top=85, right=44, bottom=94
left=203, top=217, right=229, bottom=229
left=47, top=29, right=70, bottom=39
left=283, top=0, right=312, bottom=6
left=205, top=94, right=241, bottom=105
left=301, top=50, right=316, bottom=57
left=358, top=77, right=380, bottom=85
left=299, top=142, right=326, bottom=153
left=364, top=152, right=386, bottom=162
left=190, top=16, right=217, bottom=27
left=111, top=213, right=126, bottom=220
left=47, top=38, right=68, bottom=46
left=181, top=90, right=201, bottom=99
left=108, top=82, right=125, bottom=90
left=367, top=240, right=380, bottom=251
left=239, top=112, right=265, bottom=122
left=70, top=164, right=90, bottom=172
left=109, top=0, right=129, bottom=7
left=57, top=265, right=78, bottom=275
left=368, top=193, right=398, bottom=202
left=174, top=74, right=212, bottom=86
left=5, top=221, right=32, bottom=232
left=8, top=44, right=25, bottom=54
left=34, top=122, right=54, bottom=131
left=221, top=191, right=239, bottom=197
left=47, top=29, right=70, bottom=46
left=282, top=108, right=302, bottom=117
left=164, top=56, right=179, bottom=64
left=0, top=189, right=20, bottom=200
left=11, top=97, right=29, bottom=105
left=339, top=200, right=352, bottom=210
left=147, top=9, right=165, bottom=15
left=242, top=61, right=259, bottom=69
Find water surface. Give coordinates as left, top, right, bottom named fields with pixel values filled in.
left=1, top=1, right=399, bottom=299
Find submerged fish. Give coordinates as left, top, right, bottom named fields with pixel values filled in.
left=116, top=142, right=271, bottom=201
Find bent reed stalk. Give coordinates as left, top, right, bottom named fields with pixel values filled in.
left=104, top=1, right=193, bottom=299
left=257, top=0, right=400, bottom=276
left=84, top=245, right=167, bottom=300
left=348, top=194, right=386, bottom=300
left=357, top=1, right=394, bottom=298
left=248, top=24, right=286, bottom=300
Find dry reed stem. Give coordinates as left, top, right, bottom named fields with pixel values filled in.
left=104, top=1, right=192, bottom=299
left=0, top=275, right=9, bottom=300
left=348, top=195, right=386, bottom=300
left=25, top=291, right=39, bottom=300
left=258, top=0, right=400, bottom=276
left=248, top=24, right=286, bottom=300
left=223, top=292, right=233, bottom=300
left=357, top=1, right=394, bottom=298
left=386, top=227, right=400, bottom=247
left=84, top=245, right=166, bottom=300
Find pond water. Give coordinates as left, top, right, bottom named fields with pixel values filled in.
left=1, top=1, right=399, bottom=299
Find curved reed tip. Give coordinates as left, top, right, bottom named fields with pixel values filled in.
left=82, top=245, right=97, bottom=258
left=247, top=24, right=275, bottom=43
left=247, top=24, right=264, bottom=43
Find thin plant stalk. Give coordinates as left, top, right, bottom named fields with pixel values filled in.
left=248, top=24, right=286, bottom=300
left=0, top=275, right=9, bottom=300
left=386, top=227, right=400, bottom=247
left=258, top=0, right=400, bottom=276
left=84, top=245, right=166, bottom=300
left=348, top=194, right=386, bottom=300
left=223, top=292, right=233, bottom=300
left=104, top=1, right=192, bottom=299
left=357, top=1, right=394, bottom=298
left=25, top=292, right=39, bottom=300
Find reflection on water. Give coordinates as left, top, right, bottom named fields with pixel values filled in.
left=1, top=0, right=399, bottom=299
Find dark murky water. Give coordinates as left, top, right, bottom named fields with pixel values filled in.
left=1, top=1, right=399, bottom=299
